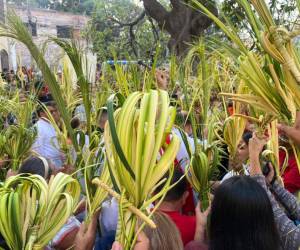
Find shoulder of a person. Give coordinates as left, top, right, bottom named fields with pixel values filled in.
left=37, top=119, right=56, bottom=134
left=167, top=211, right=195, bottom=222
left=35, top=119, right=46, bottom=129
left=36, top=119, right=49, bottom=129
left=221, top=170, right=234, bottom=183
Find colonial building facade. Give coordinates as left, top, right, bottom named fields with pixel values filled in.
left=0, top=2, right=93, bottom=72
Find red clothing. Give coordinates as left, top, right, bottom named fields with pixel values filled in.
left=279, top=150, right=300, bottom=193
left=161, top=210, right=196, bottom=246
left=164, top=135, right=195, bottom=215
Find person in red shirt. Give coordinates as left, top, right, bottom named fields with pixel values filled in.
left=279, top=149, right=300, bottom=193
left=278, top=117, right=300, bottom=193
left=155, top=169, right=196, bottom=246
left=163, top=132, right=195, bottom=215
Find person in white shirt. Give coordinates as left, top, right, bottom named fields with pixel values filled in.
left=32, top=102, right=65, bottom=170
left=173, top=127, right=195, bottom=171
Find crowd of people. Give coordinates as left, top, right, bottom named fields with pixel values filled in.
left=0, top=67, right=37, bottom=91
left=1, top=67, right=300, bottom=250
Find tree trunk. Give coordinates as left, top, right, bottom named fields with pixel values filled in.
left=142, top=0, right=217, bottom=56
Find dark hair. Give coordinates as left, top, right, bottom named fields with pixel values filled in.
left=37, top=101, right=56, bottom=117
left=241, top=131, right=266, bottom=154
left=71, top=117, right=80, bottom=129
left=227, top=101, right=233, bottom=108
left=209, top=176, right=281, bottom=250
left=242, top=131, right=253, bottom=145
left=18, top=156, right=51, bottom=179
left=176, top=111, right=192, bottom=127
left=156, top=168, right=187, bottom=202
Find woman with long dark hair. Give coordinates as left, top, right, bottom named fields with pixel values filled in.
left=209, top=176, right=281, bottom=250
left=186, top=175, right=281, bottom=250
left=187, top=133, right=300, bottom=250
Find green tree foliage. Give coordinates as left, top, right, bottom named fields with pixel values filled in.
left=7, top=0, right=95, bottom=15
left=8, top=0, right=169, bottom=60
left=83, top=0, right=169, bottom=61
left=222, top=0, right=299, bottom=30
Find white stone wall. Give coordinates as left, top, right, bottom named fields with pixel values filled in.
left=7, top=5, right=91, bottom=70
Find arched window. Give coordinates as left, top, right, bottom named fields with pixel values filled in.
left=0, top=49, right=9, bottom=72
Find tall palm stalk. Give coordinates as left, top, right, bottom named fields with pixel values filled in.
left=51, top=38, right=92, bottom=136
left=179, top=41, right=222, bottom=211
left=104, top=90, right=180, bottom=249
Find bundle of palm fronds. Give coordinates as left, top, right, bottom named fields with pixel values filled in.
left=0, top=173, right=80, bottom=249
left=193, top=0, right=300, bottom=174
left=1, top=125, right=37, bottom=171
left=0, top=94, right=37, bottom=172
left=101, top=89, right=180, bottom=249
left=178, top=42, right=223, bottom=211
left=51, top=38, right=93, bottom=137
left=60, top=56, right=82, bottom=114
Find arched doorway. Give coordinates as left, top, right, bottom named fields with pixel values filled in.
left=0, top=49, right=9, bottom=72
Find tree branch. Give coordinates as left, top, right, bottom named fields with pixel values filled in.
left=109, top=11, right=146, bottom=28
left=129, top=25, right=138, bottom=57
left=142, top=0, right=169, bottom=28
left=170, top=0, right=184, bottom=9
left=108, top=11, right=147, bottom=58
left=148, top=16, right=159, bottom=44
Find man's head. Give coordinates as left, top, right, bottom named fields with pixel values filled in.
left=156, top=169, right=189, bottom=209
left=35, top=81, right=47, bottom=98
left=177, top=111, right=193, bottom=136
left=182, top=112, right=193, bottom=137
left=37, top=101, right=60, bottom=124
left=6, top=72, right=13, bottom=83
left=155, top=69, right=170, bottom=90
left=19, top=156, right=52, bottom=180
